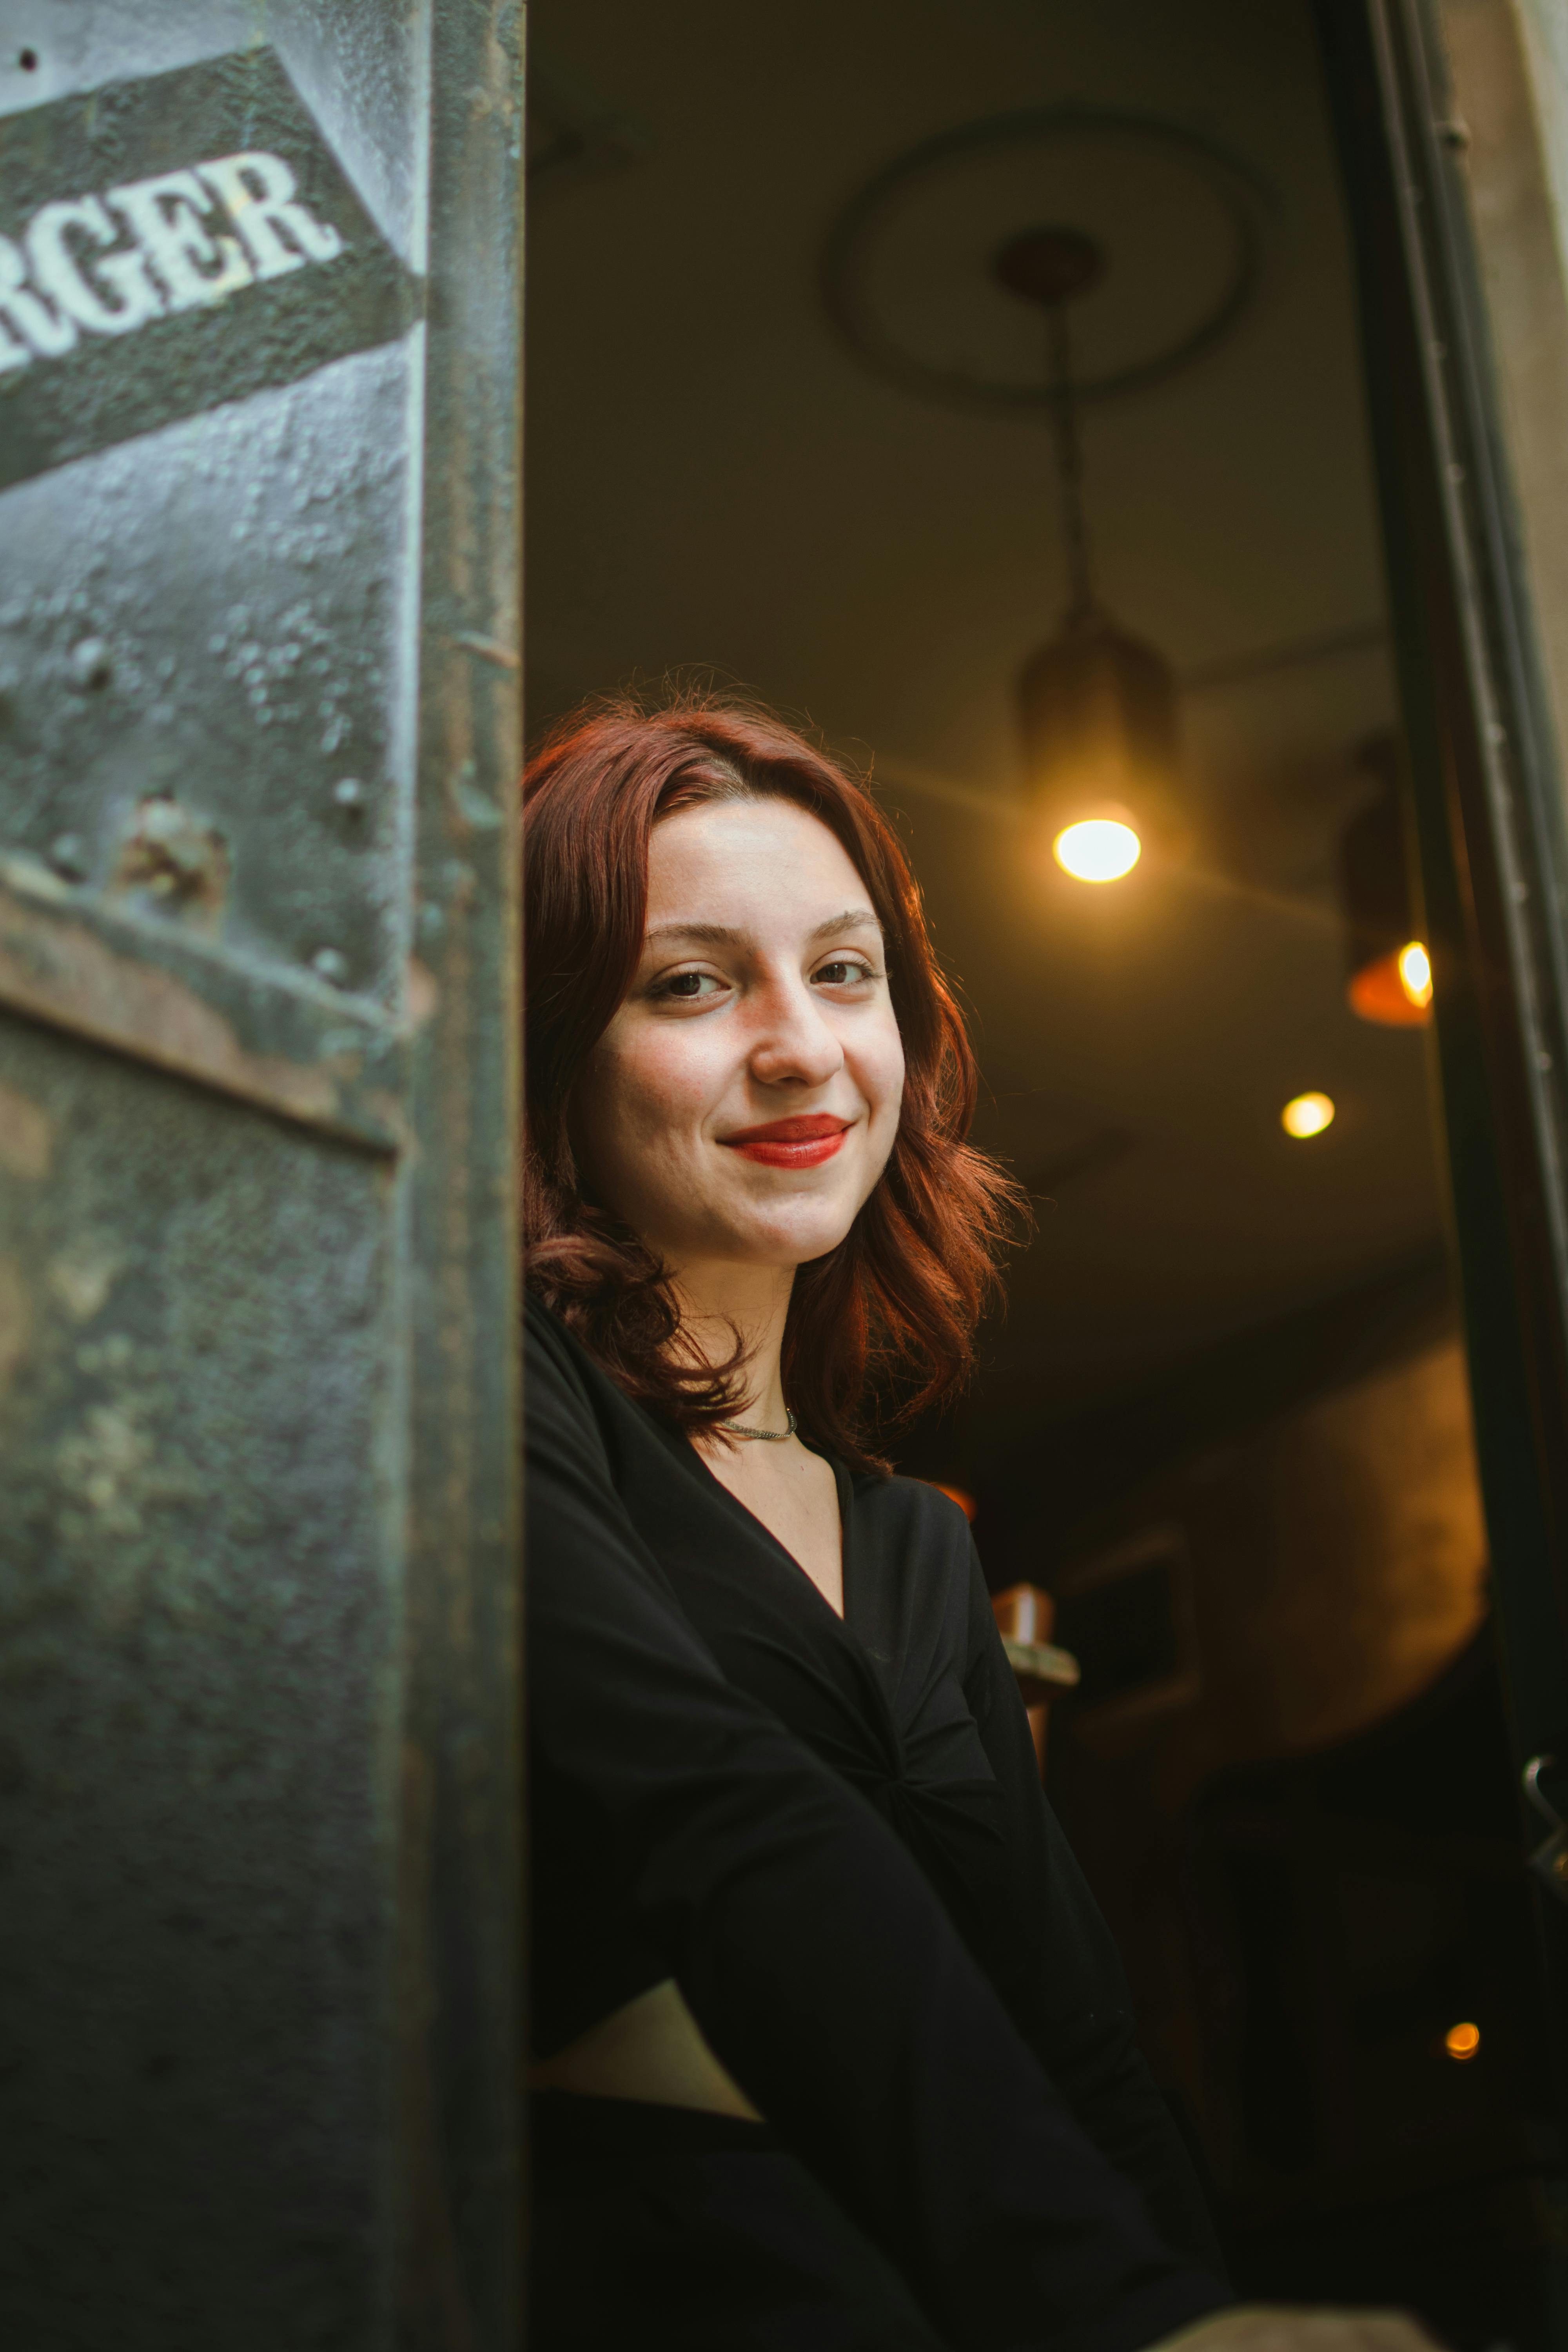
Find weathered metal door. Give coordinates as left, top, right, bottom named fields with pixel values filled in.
left=0, top=9, right=523, bottom=2346
left=1315, top=0, right=1568, bottom=2140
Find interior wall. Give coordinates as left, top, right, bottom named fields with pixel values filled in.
left=1042, top=1327, right=1495, bottom=2189
left=1149, top=1330, right=1488, bottom=1808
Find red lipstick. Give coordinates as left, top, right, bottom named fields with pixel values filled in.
left=722, top=1114, right=851, bottom=1169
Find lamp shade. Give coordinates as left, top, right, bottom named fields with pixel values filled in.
left=1018, top=606, right=1187, bottom=858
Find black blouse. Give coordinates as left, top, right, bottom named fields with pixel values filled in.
left=526, top=1294, right=1230, bottom=2350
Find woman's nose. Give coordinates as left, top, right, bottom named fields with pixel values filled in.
left=748, top=978, right=844, bottom=1089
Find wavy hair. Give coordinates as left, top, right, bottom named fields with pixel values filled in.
left=522, top=689, right=1024, bottom=1474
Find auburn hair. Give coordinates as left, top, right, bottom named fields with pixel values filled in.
left=521, top=689, right=1024, bottom=1474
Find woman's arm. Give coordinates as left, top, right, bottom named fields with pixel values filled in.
left=960, top=1548, right=1229, bottom=2279
left=526, top=1306, right=1231, bottom=2352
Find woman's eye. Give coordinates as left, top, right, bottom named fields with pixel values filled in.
left=655, top=969, right=722, bottom=1001
left=813, top=958, right=875, bottom=987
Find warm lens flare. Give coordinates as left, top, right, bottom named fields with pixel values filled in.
left=1444, top=2021, right=1481, bottom=2062
left=1398, top=940, right=1433, bottom=1008
left=1348, top=949, right=1432, bottom=1027
left=1053, top=819, right=1142, bottom=884
left=1282, top=1091, right=1335, bottom=1139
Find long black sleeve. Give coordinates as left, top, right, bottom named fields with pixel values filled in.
left=526, top=1308, right=1230, bottom=2352
left=960, top=1554, right=1230, bottom=2279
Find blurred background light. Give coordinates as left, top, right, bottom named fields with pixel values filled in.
left=927, top=1481, right=979, bottom=1521
left=1340, top=733, right=1433, bottom=1027
left=1282, top=1091, right=1335, bottom=1139
left=1348, top=938, right=1434, bottom=1025
left=1054, top=817, right=1142, bottom=882
left=1398, top=940, right=1432, bottom=1008
left=1444, top=2021, right=1481, bottom=2062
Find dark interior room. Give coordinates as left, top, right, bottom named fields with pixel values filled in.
left=524, top=2, right=1564, bottom=2336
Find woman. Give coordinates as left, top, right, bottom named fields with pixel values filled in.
left=521, top=693, right=1434, bottom=2352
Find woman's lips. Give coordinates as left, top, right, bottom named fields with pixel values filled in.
left=722, top=1114, right=851, bottom=1169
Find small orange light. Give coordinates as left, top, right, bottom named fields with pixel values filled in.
left=928, top=1481, right=978, bottom=1522
left=1347, top=944, right=1433, bottom=1026
left=1444, top=2021, right=1481, bottom=2062
left=1398, top=941, right=1433, bottom=1008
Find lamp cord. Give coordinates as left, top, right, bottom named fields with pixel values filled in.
left=1045, top=300, right=1094, bottom=620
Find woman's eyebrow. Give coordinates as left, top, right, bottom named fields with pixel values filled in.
left=642, top=907, right=882, bottom=948
left=808, top=907, right=882, bottom=940
left=643, top=920, right=746, bottom=947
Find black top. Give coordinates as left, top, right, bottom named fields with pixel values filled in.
left=526, top=1294, right=1231, bottom=2350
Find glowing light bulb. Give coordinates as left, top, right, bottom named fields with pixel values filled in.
left=1053, top=819, right=1141, bottom=884
left=1444, top=2021, right=1481, bottom=2062
left=1281, top=1091, right=1335, bottom=1139
left=1398, top=940, right=1433, bottom=1008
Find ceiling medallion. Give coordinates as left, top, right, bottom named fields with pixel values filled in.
left=822, top=107, right=1279, bottom=413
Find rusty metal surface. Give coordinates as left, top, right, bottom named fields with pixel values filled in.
left=0, top=852, right=412, bottom=1148
left=0, top=4, right=523, bottom=2343
left=0, top=335, right=420, bottom=1004
left=0, top=1016, right=397, bottom=2347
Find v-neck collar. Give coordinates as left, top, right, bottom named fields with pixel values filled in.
left=649, top=1416, right=859, bottom=1632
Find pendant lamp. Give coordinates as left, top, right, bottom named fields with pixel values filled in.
left=1337, top=730, right=1432, bottom=1026
left=998, top=228, right=1187, bottom=878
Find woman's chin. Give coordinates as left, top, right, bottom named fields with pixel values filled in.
left=648, top=1171, right=871, bottom=1275
left=717, top=1205, right=859, bottom=1270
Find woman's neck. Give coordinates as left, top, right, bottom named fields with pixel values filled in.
left=670, top=1259, right=795, bottom=1430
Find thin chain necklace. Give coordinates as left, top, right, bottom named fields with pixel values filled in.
left=722, top=1407, right=798, bottom=1443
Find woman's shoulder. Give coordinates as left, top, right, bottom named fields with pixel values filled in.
left=524, top=1288, right=616, bottom=1446
left=524, top=1287, right=583, bottom=1384
left=848, top=1467, right=979, bottom=1573
left=524, top=1289, right=674, bottom=1475
left=845, top=1470, right=991, bottom=1673
left=851, top=1466, right=970, bottom=1528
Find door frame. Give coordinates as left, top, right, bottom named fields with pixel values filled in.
left=1312, top=0, right=1568, bottom=2132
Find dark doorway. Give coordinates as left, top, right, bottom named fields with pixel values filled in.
left=524, top=2, right=1568, bottom=2340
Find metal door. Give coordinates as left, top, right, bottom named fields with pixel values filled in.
left=0, top=9, right=523, bottom=2345
left=1314, top=0, right=1568, bottom=2141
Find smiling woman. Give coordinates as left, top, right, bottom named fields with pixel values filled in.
left=522, top=690, right=1020, bottom=1471
left=571, top=803, right=907, bottom=1325
left=563, top=786, right=915, bottom=1615
left=517, top=691, right=1441, bottom=2352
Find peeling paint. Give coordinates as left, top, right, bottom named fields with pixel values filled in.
left=404, top=954, right=439, bottom=1027
left=57, top=1399, right=157, bottom=1540
left=0, top=1255, right=30, bottom=1392
left=0, top=877, right=350, bottom=1129
left=107, top=793, right=231, bottom=931
left=47, top=1237, right=126, bottom=1322
left=0, top=1077, right=52, bottom=1178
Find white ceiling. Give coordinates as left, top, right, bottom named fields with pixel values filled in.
left=524, top=0, right=1448, bottom=1431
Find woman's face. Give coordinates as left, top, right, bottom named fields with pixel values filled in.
left=570, top=795, right=906, bottom=1279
